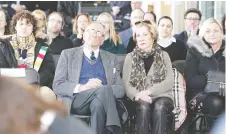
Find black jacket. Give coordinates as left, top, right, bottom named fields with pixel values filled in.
left=0, top=38, right=55, bottom=88
left=184, top=37, right=225, bottom=95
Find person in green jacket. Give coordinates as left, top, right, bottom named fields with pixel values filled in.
left=97, top=12, right=126, bottom=54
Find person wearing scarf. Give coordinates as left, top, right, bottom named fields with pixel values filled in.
left=0, top=10, right=55, bottom=92
left=123, top=22, right=174, bottom=134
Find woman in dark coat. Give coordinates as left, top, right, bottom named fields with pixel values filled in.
left=0, top=10, right=55, bottom=88
left=184, top=18, right=225, bottom=127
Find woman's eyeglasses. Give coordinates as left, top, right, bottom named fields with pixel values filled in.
left=135, top=20, right=152, bottom=25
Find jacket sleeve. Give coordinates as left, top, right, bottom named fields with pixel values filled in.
left=39, top=47, right=55, bottom=88
left=0, top=39, right=17, bottom=68
left=110, top=55, right=125, bottom=99
left=122, top=53, right=139, bottom=100
left=53, top=50, right=76, bottom=98
left=184, top=47, right=207, bottom=90
left=147, top=52, right=174, bottom=97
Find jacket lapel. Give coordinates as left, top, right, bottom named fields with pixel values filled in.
left=72, top=47, right=83, bottom=83
left=100, top=50, right=113, bottom=84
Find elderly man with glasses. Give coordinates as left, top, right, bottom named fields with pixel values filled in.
left=174, top=8, right=202, bottom=48
left=53, top=22, right=125, bottom=134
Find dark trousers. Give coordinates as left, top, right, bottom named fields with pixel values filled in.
left=70, top=86, right=122, bottom=134
left=135, top=97, right=174, bottom=134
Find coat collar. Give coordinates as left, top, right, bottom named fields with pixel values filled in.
left=187, top=36, right=225, bottom=57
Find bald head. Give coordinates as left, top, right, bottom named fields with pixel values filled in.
left=83, top=22, right=105, bottom=49
left=130, top=9, right=144, bottom=26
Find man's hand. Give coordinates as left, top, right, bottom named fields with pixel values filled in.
left=80, top=78, right=103, bottom=92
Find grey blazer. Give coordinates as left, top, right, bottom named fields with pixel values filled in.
left=53, top=46, right=125, bottom=109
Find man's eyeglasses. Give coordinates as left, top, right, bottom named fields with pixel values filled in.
left=86, top=29, right=104, bottom=37
left=185, top=18, right=200, bottom=21
left=135, top=20, right=152, bottom=25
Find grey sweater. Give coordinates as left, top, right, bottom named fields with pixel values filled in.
left=122, top=51, right=173, bottom=101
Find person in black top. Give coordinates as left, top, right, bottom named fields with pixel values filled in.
left=184, top=18, right=225, bottom=128
left=157, top=16, right=187, bottom=62
left=46, top=12, right=73, bottom=55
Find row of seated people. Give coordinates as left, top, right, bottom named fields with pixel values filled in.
left=0, top=9, right=225, bottom=134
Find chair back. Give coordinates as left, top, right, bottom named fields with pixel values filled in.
left=52, top=54, right=61, bottom=67
left=172, top=60, right=185, bottom=75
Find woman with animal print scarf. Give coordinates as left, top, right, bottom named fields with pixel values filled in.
left=122, top=20, right=174, bottom=134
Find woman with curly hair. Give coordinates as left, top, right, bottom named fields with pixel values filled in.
left=0, top=10, right=55, bottom=89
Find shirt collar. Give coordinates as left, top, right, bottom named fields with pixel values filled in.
left=83, top=44, right=99, bottom=60
left=158, top=36, right=176, bottom=47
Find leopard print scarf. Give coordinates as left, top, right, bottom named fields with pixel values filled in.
left=129, top=45, right=167, bottom=91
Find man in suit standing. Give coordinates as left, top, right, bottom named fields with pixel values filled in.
left=53, top=22, right=124, bottom=134
left=174, top=8, right=202, bottom=48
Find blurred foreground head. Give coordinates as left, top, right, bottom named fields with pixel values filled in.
left=0, top=76, right=66, bottom=134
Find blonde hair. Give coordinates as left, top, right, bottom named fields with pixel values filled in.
left=32, top=10, right=47, bottom=30
left=199, top=18, right=224, bottom=38
left=73, top=13, right=92, bottom=34
left=97, top=12, right=122, bottom=45
left=133, top=21, right=158, bottom=44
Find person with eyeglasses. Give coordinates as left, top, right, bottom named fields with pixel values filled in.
left=53, top=22, right=125, bottom=134
left=46, top=12, right=73, bottom=55
left=123, top=21, right=174, bottom=134
left=157, top=16, right=187, bottom=62
left=32, top=10, right=50, bottom=44
left=119, top=8, right=144, bottom=49
left=174, top=8, right=202, bottom=48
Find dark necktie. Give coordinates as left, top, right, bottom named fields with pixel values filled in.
left=90, top=51, right=96, bottom=61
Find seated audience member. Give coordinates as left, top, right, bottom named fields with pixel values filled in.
left=157, top=16, right=187, bottom=62
left=0, top=9, right=11, bottom=38
left=0, top=76, right=95, bottom=134
left=119, top=8, right=144, bottom=49
left=123, top=21, right=174, bottom=134
left=47, top=12, right=73, bottom=55
left=0, top=10, right=55, bottom=88
left=70, top=13, right=92, bottom=47
left=174, top=8, right=202, bottom=48
left=53, top=22, right=125, bottom=134
left=144, top=11, right=156, bottom=23
left=32, top=10, right=48, bottom=42
left=97, top=12, right=126, bottom=54
left=184, top=18, right=225, bottom=127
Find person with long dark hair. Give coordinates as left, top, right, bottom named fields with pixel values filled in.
left=0, top=9, right=11, bottom=38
